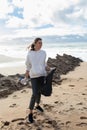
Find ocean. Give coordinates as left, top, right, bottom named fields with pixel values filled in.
left=0, top=42, right=87, bottom=68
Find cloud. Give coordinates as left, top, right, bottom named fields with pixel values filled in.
left=0, top=0, right=87, bottom=41
left=6, top=16, right=25, bottom=28
left=0, top=0, right=14, bottom=19
left=10, top=0, right=24, bottom=8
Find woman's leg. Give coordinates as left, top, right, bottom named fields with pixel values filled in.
left=35, top=93, right=41, bottom=105
left=28, top=77, right=44, bottom=122
left=29, top=78, right=38, bottom=111
left=28, top=78, right=39, bottom=123
left=29, top=76, right=44, bottom=108
left=35, top=77, right=44, bottom=112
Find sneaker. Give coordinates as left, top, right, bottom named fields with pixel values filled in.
left=36, top=105, right=44, bottom=112
left=28, top=113, right=34, bottom=123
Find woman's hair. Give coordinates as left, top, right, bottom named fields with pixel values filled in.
left=28, top=37, right=42, bottom=51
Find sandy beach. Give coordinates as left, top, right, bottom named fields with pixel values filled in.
left=0, top=62, right=87, bottom=130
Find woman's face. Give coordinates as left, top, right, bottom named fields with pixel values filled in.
left=35, top=40, right=42, bottom=50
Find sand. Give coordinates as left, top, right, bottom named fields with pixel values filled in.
left=0, top=62, right=87, bottom=130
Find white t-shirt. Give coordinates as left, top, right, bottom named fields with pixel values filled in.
left=25, top=50, right=47, bottom=78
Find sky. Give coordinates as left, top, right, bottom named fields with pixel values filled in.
left=0, top=0, right=87, bottom=42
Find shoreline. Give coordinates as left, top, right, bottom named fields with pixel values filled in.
left=0, top=62, right=87, bottom=130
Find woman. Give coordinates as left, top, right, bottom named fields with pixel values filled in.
left=25, top=37, right=49, bottom=123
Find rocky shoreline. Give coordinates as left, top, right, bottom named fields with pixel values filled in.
left=0, top=54, right=83, bottom=98
left=47, top=54, right=83, bottom=83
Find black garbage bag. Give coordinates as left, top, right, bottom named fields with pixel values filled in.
left=41, top=68, right=56, bottom=96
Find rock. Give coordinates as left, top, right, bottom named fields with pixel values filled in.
left=0, top=74, right=4, bottom=78
left=0, top=76, right=28, bottom=98
left=0, top=54, right=83, bottom=98
left=11, top=118, right=25, bottom=122
left=3, top=121, right=10, bottom=126
left=66, top=121, right=71, bottom=125
left=80, top=116, right=87, bottom=119
left=47, top=53, right=83, bottom=83
left=76, top=122, right=87, bottom=126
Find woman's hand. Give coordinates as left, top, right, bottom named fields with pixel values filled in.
left=25, top=70, right=30, bottom=78
left=45, top=66, right=50, bottom=71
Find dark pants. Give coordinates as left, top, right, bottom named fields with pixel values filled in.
left=29, top=76, right=44, bottom=110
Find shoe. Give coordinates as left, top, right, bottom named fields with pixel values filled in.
left=36, top=105, right=44, bottom=112
left=28, top=113, right=34, bottom=123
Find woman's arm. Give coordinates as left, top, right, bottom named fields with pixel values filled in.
left=25, top=53, right=31, bottom=78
